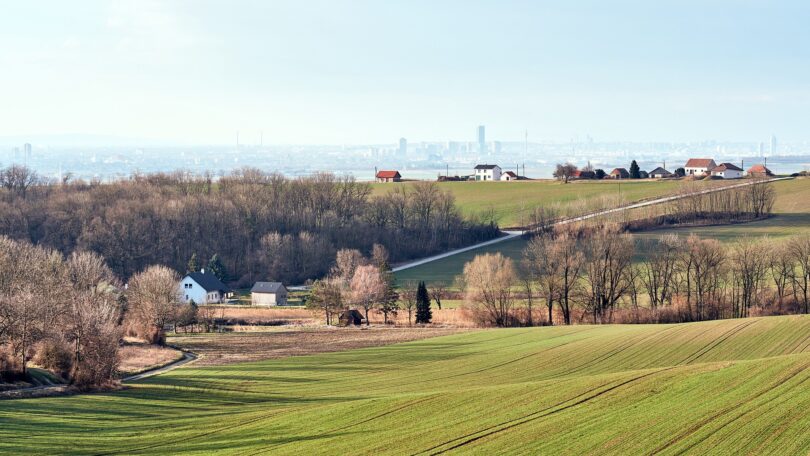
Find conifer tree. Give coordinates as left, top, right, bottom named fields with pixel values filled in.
left=187, top=252, right=199, bottom=273
left=630, top=160, right=641, bottom=179
left=415, top=281, right=432, bottom=324
left=207, top=254, right=227, bottom=281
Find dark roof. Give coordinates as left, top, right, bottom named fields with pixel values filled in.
left=611, top=168, right=629, bottom=175
left=251, top=282, right=286, bottom=294
left=185, top=272, right=229, bottom=292
left=713, top=163, right=743, bottom=172
left=474, top=164, right=500, bottom=170
left=685, top=158, right=716, bottom=168
left=649, top=167, right=671, bottom=175
left=503, top=171, right=518, bottom=177
left=376, top=170, right=401, bottom=178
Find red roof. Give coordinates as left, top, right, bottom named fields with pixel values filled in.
left=747, top=164, right=772, bottom=175
left=376, top=170, right=401, bottom=179
left=712, top=163, right=743, bottom=172
left=685, top=158, right=716, bottom=168
left=504, top=171, right=518, bottom=177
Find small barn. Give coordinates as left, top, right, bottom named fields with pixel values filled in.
left=375, top=170, right=401, bottom=183
left=338, top=309, right=364, bottom=326
left=649, top=167, right=672, bottom=178
left=610, top=168, right=629, bottom=179
left=711, top=163, right=743, bottom=179
left=747, top=164, right=774, bottom=178
left=500, top=171, right=518, bottom=181
left=250, top=282, right=288, bottom=306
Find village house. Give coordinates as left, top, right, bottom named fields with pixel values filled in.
left=179, top=270, right=230, bottom=304
left=474, top=164, right=501, bottom=181
left=747, top=164, right=774, bottom=178
left=500, top=171, right=518, bottom=181
left=375, top=170, right=401, bottom=183
left=649, top=167, right=672, bottom=178
left=250, top=282, right=288, bottom=306
left=710, top=163, right=744, bottom=179
left=684, top=158, right=717, bottom=177
left=610, top=168, right=630, bottom=179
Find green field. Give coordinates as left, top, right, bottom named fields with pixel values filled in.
left=372, top=179, right=685, bottom=228
left=2, top=316, right=809, bottom=454
left=395, top=178, right=810, bottom=286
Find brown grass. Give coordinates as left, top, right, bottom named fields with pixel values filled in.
left=117, top=343, right=184, bottom=376
left=170, top=327, right=466, bottom=366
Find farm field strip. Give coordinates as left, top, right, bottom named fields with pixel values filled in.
left=1, top=315, right=809, bottom=454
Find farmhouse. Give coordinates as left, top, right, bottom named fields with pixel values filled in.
left=747, top=164, right=773, bottom=177
left=610, top=168, right=629, bottom=179
left=250, top=282, right=288, bottom=306
left=179, top=270, right=230, bottom=304
left=710, top=163, right=743, bottom=179
left=684, top=158, right=717, bottom=177
left=474, top=164, right=501, bottom=181
left=649, top=167, right=672, bottom=178
left=375, top=170, right=401, bottom=183
left=501, top=171, right=518, bottom=181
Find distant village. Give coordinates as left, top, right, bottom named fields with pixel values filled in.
left=374, top=158, right=774, bottom=183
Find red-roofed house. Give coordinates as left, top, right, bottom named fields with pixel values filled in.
left=610, top=168, right=629, bottom=179
left=684, top=158, right=717, bottom=176
left=375, top=170, right=402, bottom=183
left=747, top=164, right=773, bottom=178
left=710, top=163, right=743, bottom=179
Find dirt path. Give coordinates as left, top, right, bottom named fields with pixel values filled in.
left=122, top=350, right=198, bottom=383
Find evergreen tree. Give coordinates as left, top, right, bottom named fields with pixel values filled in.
left=187, top=252, right=198, bottom=273
left=415, top=281, right=432, bottom=324
left=629, top=160, right=641, bottom=179
left=207, top=254, right=227, bottom=281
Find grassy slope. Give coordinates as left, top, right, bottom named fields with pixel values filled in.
left=2, top=315, right=810, bottom=454
left=371, top=179, right=684, bottom=228
left=396, top=178, right=810, bottom=285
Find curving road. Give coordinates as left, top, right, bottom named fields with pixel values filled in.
left=392, top=176, right=792, bottom=273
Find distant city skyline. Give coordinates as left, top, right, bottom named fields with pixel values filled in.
left=2, top=1, right=810, bottom=145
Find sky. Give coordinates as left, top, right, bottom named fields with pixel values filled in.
left=1, top=0, right=809, bottom=145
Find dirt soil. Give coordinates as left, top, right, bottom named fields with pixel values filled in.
left=118, top=343, right=184, bottom=376
left=169, top=327, right=466, bottom=366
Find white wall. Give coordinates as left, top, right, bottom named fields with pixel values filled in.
left=179, top=277, right=223, bottom=304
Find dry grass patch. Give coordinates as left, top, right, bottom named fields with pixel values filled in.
left=117, top=343, right=184, bottom=376
left=170, top=327, right=465, bottom=366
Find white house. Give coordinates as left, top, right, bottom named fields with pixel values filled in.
left=684, top=158, right=717, bottom=177
left=500, top=171, right=518, bottom=181
left=250, top=282, right=288, bottom=306
left=710, top=163, right=743, bottom=179
left=474, top=164, right=501, bottom=181
left=179, top=270, right=230, bottom=304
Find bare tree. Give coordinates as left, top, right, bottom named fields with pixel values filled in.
left=523, top=234, right=560, bottom=325
left=400, top=281, right=418, bottom=325
left=308, top=277, right=343, bottom=325
left=729, top=237, right=769, bottom=317
left=126, top=265, right=182, bottom=344
left=553, top=163, right=578, bottom=184
left=428, top=283, right=446, bottom=310
left=462, top=253, right=517, bottom=327
left=350, top=264, right=385, bottom=325
left=768, top=240, right=796, bottom=306
left=640, top=234, right=682, bottom=313
left=789, top=234, right=810, bottom=314
left=549, top=230, right=584, bottom=325
left=684, top=235, right=726, bottom=320
left=580, top=226, right=634, bottom=323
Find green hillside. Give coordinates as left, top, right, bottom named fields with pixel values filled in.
left=372, top=179, right=685, bottom=228
left=2, top=315, right=809, bottom=454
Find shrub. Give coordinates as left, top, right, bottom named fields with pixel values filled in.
left=33, top=338, right=73, bottom=378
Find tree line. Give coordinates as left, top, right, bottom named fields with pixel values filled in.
left=461, top=227, right=810, bottom=326
left=0, top=165, right=498, bottom=285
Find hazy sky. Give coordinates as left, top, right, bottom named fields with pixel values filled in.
left=2, top=0, right=809, bottom=145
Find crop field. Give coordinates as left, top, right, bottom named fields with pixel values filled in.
left=2, top=315, right=809, bottom=454
left=371, top=179, right=687, bottom=228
